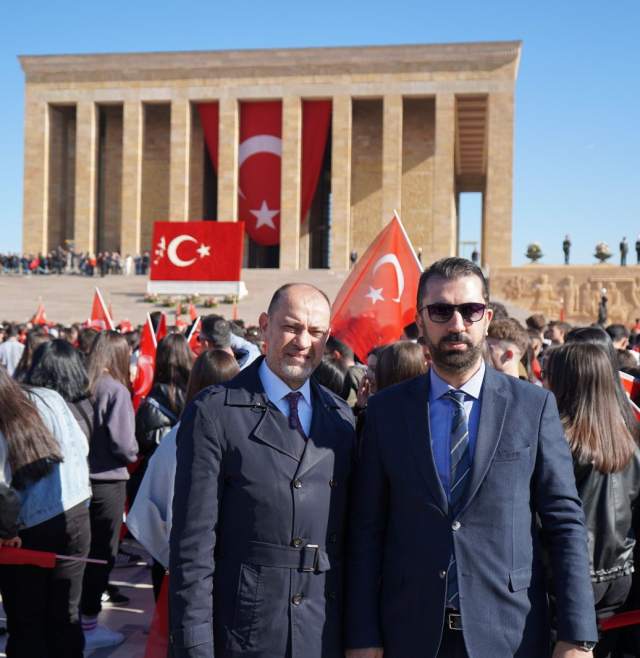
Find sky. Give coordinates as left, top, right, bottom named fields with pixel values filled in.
left=1, top=0, right=639, bottom=266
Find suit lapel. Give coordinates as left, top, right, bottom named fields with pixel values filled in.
left=458, top=367, right=507, bottom=515
left=405, top=374, right=449, bottom=517
left=295, top=380, right=345, bottom=478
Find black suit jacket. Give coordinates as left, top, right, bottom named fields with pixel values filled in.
left=346, top=366, right=598, bottom=657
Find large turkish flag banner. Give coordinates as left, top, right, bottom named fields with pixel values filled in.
left=150, top=221, right=244, bottom=282
left=331, top=215, right=423, bottom=364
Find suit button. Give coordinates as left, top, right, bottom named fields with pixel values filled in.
left=452, top=521, right=461, bottom=531
left=439, top=570, right=447, bottom=579
left=292, top=594, right=303, bottom=605
left=292, top=537, right=303, bottom=548
left=329, top=478, right=337, bottom=487
left=328, top=590, right=336, bottom=600
left=293, top=479, right=302, bottom=489
left=329, top=534, right=337, bottom=543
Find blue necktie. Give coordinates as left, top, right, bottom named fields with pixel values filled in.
left=444, top=390, right=470, bottom=608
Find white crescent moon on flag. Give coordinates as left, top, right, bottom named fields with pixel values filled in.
left=237, top=135, right=282, bottom=199
left=167, top=235, right=198, bottom=267
left=373, top=254, right=404, bottom=303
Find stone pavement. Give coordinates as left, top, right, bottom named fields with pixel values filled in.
left=0, top=539, right=155, bottom=657
left=0, top=268, right=529, bottom=328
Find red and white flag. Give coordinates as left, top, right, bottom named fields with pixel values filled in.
left=331, top=213, right=422, bottom=363
left=88, top=288, right=115, bottom=331
left=32, top=301, right=48, bottom=326
left=155, top=312, right=167, bottom=343
left=132, top=315, right=157, bottom=411
left=176, top=301, right=187, bottom=330
left=188, top=301, right=198, bottom=322
left=187, top=317, right=201, bottom=354
left=620, top=370, right=640, bottom=421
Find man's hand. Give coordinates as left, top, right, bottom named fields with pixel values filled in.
left=553, top=641, right=593, bottom=657
left=345, top=649, right=383, bottom=658
left=0, top=537, right=22, bottom=548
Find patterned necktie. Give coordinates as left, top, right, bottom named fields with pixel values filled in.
left=285, top=392, right=307, bottom=441
left=444, top=390, right=470, bottom=608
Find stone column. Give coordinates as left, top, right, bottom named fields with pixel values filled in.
left=169, top=99, right=191, bottom=222
left=22, top=101, right=50, bottom=254
left=483, top=91, right=514, bottom=268
left=217, top=98, right=239, bottom=222
left=121, top=101, right=143, bottom=256
left=74, top=101, right=98, bottom=254
left=382, top=95, right=403, bottom=224
left=280, top=96, right=302, bottom=269
left=330, top=96, right=352, bottom=270
left=432, top=94, right=457, bottom=260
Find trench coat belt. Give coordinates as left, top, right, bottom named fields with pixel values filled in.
left=217, top=536, right=339, bottom=573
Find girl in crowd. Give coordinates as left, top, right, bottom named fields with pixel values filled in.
left=375, top=341, right=428, bottom=392
left=127, top=349, right=240, bottom=598
left=13, top=329, right=52, bottom=382
left=544, top=342, right=640, bottom=657
left=27, top=339, right=94, bottom=442
left=0, top=364, right=91, bottom=657
left=81, top=331, right=138, bottom=650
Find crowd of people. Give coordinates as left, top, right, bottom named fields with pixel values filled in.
left=0, top=257, right=640, bottom=657
left=0, top=248, right=152, bottom=277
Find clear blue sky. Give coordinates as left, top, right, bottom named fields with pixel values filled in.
left=2, top=0, right=638, bottom=265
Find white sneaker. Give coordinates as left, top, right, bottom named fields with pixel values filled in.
left=84, top=625, right=125, bottom=650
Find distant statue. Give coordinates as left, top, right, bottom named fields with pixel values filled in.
left=598, top=288, right=608, bottom=326
left=561, top=275, right=579, bottom=315
left=417, top=247, right=423, bottom=265
left=636, top=234, right=640, bottom=265
left=620, top=237, right=629, bottom=266
left=350, top=250, right=358, bottom=269
left=563, top=235, right=571, bottom=265
left=471, top=248, right=480, bottom=264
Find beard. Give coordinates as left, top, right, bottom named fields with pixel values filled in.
left=424, top=331, right=485, bottom=374
left=272, top=349, right=316, bottom=384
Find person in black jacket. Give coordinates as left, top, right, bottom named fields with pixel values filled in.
left=544, top=343, right=640, bottom=657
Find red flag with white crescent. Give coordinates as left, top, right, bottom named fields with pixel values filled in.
left=331, top=214, right=423, bottom=364
left=32, top=301, right=48, bottom=326
left=132, top=315, right=157, bottom=411
left=88, top=288, right=115, bottom=331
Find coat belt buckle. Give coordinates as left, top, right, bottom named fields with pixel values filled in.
left=302, top=545, right=320, bottom=572
left=447, top=612, right=462, bottom=631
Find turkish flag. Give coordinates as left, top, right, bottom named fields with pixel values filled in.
left=187, top=317, right=201, bottom=354
left=188, top=301, right=198, bottom=322
left=150, top=221, right=244, bottom=282
left=155, top=312, right=167, bottom=343
left=331, top=214, right=422, bottom=364
left=0, top=546, right=56, bottom=568
left=88, top=288, right=115, bottom=331
left=198, top=101, right=331, bottom=246
left=620, top=371, right=640, bottom=421
left=176, top=303, right=187, bottom=330
left=32, top=302, right=48, bottom=325
left=132, top=315, right=157, bottom=411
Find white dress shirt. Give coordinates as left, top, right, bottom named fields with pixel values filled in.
left=258, top=359, right=313, bottom=437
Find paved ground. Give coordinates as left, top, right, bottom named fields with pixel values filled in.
left=0, top=539, right=156, bottom=657
left=0, top=268, right=529, bottom=328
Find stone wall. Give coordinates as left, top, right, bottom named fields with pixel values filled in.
left=98, top=105, right=122, bottom=253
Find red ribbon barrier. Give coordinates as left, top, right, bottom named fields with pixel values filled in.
left=600, top=610, right=640, bottom=631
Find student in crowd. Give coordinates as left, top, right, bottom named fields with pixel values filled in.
left=81, top=331, right=138, bottom=650
left=544, top=342, right=640, bottom=657
left=0, top=325, right=24, bottom=378
left=13, top=329, right=52, bottom=382
left=375, top=341, right=427, bottom=391
left=312, top=356, right=349, bottom=398
left=0, top=365, right=91, bottom=657
left=486, top=319, right=531, bottom=380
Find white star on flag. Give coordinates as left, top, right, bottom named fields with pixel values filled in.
left=365, top=286, right=385, bottom=304
left=249, top=200, right=279, bottom=230
left=196, top=243, right=211, bottom=258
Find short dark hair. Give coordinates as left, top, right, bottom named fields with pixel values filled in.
left=416, top=257, right=488, bottom=308
left=77, top=327, right=99, bottom=354
left=325, top=336, right=355, bottom=362
left=267, top=283, right=331, bottom=316
left=201, top=315, right=231, bottom=349
left=488, top=301, right=509, bottom=321
left=402, top=322, right=420, bottom=340
left=375, top=342, right=427, bottom=391
left=312, top=357, right=348, bottom=398
left=487, top=319, right=529, bottom=356
left=616, top=349, right=637, bottom=371
left=606, top=324, right=630, bottom=343
left=526, top=314, right=547, bottom=332
left=4, top=324, right=19, bottom=339
left=27, top=339, right=90, bottom=403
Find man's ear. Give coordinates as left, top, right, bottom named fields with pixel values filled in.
left=414, top=312, right=424, bottom=337
left=258, top=312, right=269, bottom=341
left=504, top=348, right=515, bottom=363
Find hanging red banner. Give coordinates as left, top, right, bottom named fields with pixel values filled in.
left=198, top=100, right=331, bottom=246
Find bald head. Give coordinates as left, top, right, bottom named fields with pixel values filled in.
left=267, top=283, right=331, bottom=317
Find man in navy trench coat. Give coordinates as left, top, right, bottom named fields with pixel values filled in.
left=169, top=283, right=356, bottom=658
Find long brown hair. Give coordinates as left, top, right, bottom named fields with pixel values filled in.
left=376, top=342, right=427, bottom=392
left=0, top=366, right=63, bottom=489
left=546, top=342, right=635, bottom=474
left=14, top=330, right=53, bottom=382
left=154, top=333, right=192, bottom=413
left=184, top=349, right=239, bottom=408
left=87, top=331, right=131, bottom=392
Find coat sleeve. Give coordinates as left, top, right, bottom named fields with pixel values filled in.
left=533, top=392, right=598, bottom=643
left=0, top=434, right=20, bottom=540
left=169, top=396, right=224, bottom=658
left=345, top=397, right=388, bottom=649
left=104, top=385, right=138, bottom=464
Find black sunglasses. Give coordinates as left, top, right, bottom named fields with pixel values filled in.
left=418, top=302, right=487, bottom=324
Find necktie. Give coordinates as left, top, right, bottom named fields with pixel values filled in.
left=444, top=390, right=470, bottom=608
left=284, top=392, right=307, bottom=441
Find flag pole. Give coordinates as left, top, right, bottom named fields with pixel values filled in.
left=94, top=287, right=116, bottom=331
left=393, top=210, right=423, bottom=272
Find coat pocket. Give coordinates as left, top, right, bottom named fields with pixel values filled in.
left=509, top=566, right=533, bottom=592
left=231, top=564, right=260, bottom=644
left=494, top=446, right=530, bottom=462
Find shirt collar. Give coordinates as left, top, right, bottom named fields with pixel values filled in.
left=429, top=359, right=486, bottom=402
left=258, top=359, right=312, bottom=408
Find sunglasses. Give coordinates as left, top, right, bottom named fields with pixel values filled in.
left=418, top=302, right=487, bottom=324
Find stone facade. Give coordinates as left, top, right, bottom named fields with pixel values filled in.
left=20, top=42, right=521, bottom=268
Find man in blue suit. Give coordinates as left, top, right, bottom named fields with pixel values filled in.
left=345, top=258, right=598, bottom=658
